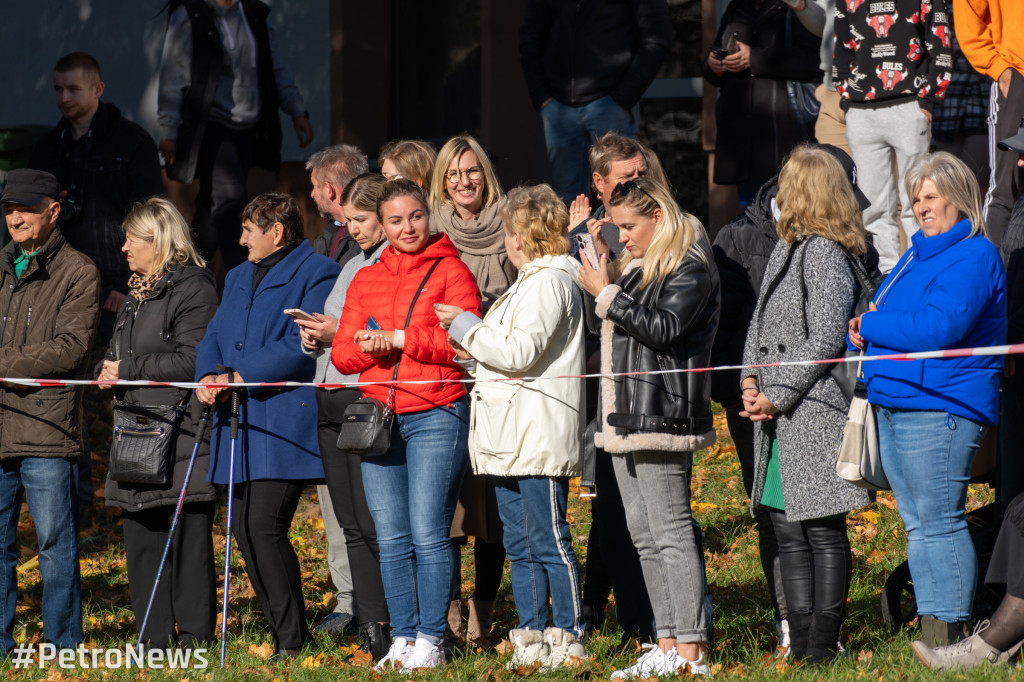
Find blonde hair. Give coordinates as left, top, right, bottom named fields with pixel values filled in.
left=501, top=185, right=570, bottom=259
left=122, top=197, right=205, bottom=274
left=905, top=151, right=986, bottom=238
left=379, top=139, right=437, bottom=194
left=607, top=177, right=709, bottom=289
left=776, top=145, right=867, bottom=254
left=430, top=135, right=504, bottom=213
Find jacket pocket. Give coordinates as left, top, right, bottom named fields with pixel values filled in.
left=470, top=381, right=519, bottom=459
left=4, top=386, right=76, bottom=449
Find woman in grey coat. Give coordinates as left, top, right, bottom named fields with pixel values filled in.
left=741, top=146, right=871, bottom=665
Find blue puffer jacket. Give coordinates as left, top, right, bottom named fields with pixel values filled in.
left=859, top=220, right=1006, bottom=424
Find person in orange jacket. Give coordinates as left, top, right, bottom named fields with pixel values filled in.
left=953, top=0, right=1024, bottom=246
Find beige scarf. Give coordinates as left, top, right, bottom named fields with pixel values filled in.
left=432, top=197, right=517, bottom=312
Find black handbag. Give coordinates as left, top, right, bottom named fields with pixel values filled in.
left=109, top=400, right=186, bottom=484
left=336, top=258, right=443, bottom=457
left=106, top=294, right=187, bottom=485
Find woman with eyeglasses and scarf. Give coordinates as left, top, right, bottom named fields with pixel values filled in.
left=428, top=134, right=516, bottom=646
left=578, top=177, right=720, bottom=678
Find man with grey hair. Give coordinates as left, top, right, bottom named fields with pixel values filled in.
left=307, top=144, right=369, bottom=267
left=304, top=143, right=367, bottom=636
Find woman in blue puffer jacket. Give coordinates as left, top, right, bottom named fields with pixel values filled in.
left=849, top=152, right=1006, bottom=649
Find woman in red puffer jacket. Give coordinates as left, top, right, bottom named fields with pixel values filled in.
left=332, top=179, right=480, bottom=672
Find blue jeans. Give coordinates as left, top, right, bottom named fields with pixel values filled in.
left=495, top=476, right=584, bottom=638
left=360, top=400, right=469, bottom=643
left=0, top=457, right=81, bottom=653
left=541, top=96, right=639, bottom=204
left=877, top=407, right=984, bottom=621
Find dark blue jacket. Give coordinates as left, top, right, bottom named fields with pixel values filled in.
left=860, top=220, right=1006, bottom=424
left=196, top=241, right=339, bottom=483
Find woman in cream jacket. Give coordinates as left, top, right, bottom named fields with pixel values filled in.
left=436, top=184, right=586, bottom=670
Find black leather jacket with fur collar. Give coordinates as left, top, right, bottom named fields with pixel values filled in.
left=592, top=242, right=720, bottom=454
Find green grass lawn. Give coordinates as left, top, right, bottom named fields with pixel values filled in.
left=3, top=400, right=1016, bottom=680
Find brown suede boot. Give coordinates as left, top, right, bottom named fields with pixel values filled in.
left=447, top=599, right=464, bottom=639
left=467, top=598, right=495, bottom=649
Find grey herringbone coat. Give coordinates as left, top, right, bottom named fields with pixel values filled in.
left=743, top=236, right=872, bottom=522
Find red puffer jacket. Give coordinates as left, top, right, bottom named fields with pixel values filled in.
left=332, top=233, right=481, bottom=413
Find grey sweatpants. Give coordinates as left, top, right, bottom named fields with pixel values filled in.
left=611, top=450, right=708, bottom=643
left=845, top=101, right=931, bottom=272
left=317, top=484, right=354, bottom=614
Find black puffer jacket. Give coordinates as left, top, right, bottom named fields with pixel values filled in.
left=591, top=242, right=720, bottom=454
left=519, top=0, right=673, bottom=111
left=101, top=265, right=219, bottom=511
left=710, top=177, right=779, bottom=407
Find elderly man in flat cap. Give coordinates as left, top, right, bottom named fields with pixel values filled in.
left=0, top=168, right=100, bottom=655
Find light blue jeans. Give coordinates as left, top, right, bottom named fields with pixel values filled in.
left=0, top=457, right=81, bottom=653
left=541, top=96, right=639, bottom=204
left=360, top=400, right=469, bottom=644
left=876, top=407, right=984, bottom=622
left=495, top=476, right=584, bottom=638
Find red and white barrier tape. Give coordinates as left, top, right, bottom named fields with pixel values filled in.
left=4, top=343, right=1023, bottom=390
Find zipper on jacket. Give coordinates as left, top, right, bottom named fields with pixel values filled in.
left=24, top=306, right=32, bottom=332
left=0, top=281, right=16, bottom=347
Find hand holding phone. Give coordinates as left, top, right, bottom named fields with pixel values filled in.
left=575, top=233, right=600, bottom=270
left=284, top=308, right=316, bottom=322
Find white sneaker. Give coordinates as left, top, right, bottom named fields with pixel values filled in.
left=610, top=644, right=680, bottom=679
left=400, top=636, right=445, bottom=672
left=775, top=619, right=791, bottom=659
left=542, top=627, right=587, bottom=670
left=373, top=637, right=413, bottom=672
left=676, top=652, right=712, bottom=677
left=506, top=628, right=548, bottom=670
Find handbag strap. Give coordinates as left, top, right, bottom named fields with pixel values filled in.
left=385, top=258, right=443, bottom=408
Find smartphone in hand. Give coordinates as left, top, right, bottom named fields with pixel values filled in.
left=575, top=233, right=600, bottom=269
left=284, top=308, right=316, bottom=322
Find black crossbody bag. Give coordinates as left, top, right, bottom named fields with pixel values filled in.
left=336, top=259, right=442, bottom=457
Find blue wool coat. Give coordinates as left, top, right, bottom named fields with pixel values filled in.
left=860, top=220, right=1007, bottom=425
left=196, top=241, right=339, bottom=483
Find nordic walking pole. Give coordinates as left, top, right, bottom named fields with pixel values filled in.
left=137, top=401, right=213, bottom=647
left=219, top=368, right=242, bottom=668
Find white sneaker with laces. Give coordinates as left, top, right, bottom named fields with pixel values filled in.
left=400, top=636, right=445, bottom=672
left=373, top=637, right=413, bottom=672
left=610, top=644, right=680, bottom=679
left=542, top=627, right=587, bottom=670
left=676, top=652, right=712, bottom=677
left=506, top=628, right=549, bottom=669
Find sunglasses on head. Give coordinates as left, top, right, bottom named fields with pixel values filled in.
left=612, top=179, right=656, bottom=204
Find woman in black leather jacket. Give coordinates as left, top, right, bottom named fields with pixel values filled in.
left=96, top=197, right=219, bottom=647
left=579, top=177, right=720, bottom=678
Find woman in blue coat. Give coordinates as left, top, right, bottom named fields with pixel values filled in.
left=196, top=193, right=339, bottom=656
left=849, top=153, right=1007, bottom=649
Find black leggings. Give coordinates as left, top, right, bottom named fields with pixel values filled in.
left=770, top=511, right=851, bottom=620
left=318, top=389, right=389, bottom=624
left=232, top=479, right=310, bottom=651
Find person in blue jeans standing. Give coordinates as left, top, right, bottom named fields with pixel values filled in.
left=519, top=0, right=672, bottom=204
left=849, top=152, right=1007, bottom=649
left=331, top=180, right=482, bottom=672
left=436, top=184, right=588, bottom=669
left=0, top=169, right=102, bottom=654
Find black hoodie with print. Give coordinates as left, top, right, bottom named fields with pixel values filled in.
left=833, top=0, right=953, bottom=113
